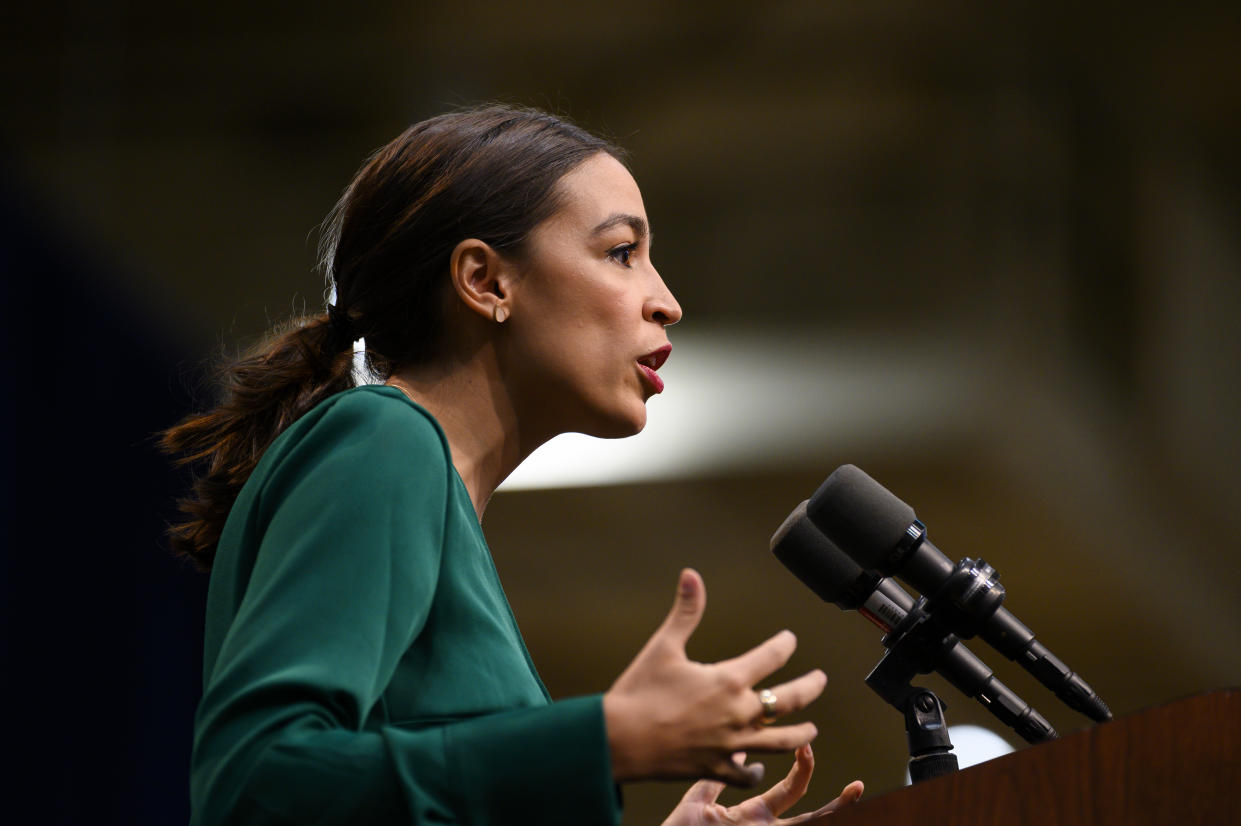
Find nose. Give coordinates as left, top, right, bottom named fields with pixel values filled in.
left=645, top=267, right=683, bottom=327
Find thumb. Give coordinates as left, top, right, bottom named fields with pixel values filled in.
left=678, top=778, right=727, bottom=806
left=712, top=753, right=765, bottom=788
left=681, top=749, right=744, bottom=804
left=655, top=568, right=706, bottom=649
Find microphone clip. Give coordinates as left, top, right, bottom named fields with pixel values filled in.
left=866, top=596, right=960, bottom=713
left=865, top=595, right=1059, bottom=749
left=863, top=600, right=961, bottom=784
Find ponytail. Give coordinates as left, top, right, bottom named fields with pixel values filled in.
left=160, top=313, right=355, bottom=569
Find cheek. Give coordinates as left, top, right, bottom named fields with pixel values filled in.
left=584, top=303, right=635, bottom=369
left=556, top=285, right=628, bottom=342
left=516, top=275, right=638, bottom=392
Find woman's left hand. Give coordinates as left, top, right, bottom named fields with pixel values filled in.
left=662, top=744, right=864, bottom=826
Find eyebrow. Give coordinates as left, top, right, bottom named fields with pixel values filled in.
left=590, top=213, right=650, bottom=241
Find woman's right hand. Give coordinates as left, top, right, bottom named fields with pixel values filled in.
left=662, top=745, right=865, bottom=826
left=604, top=569, right=829, bottom=786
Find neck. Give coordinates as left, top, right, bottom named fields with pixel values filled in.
left=386, top=348, right=547, bottom=521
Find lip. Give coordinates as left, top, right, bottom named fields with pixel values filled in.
left=636, top=344, right=672, bottom=394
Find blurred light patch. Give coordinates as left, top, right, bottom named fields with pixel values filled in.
left=500, top=326, right=990, bottom=490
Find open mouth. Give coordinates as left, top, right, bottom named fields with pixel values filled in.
left=637, top=344, right=672, bottom=371
left=637, top=344, right=672, bottom=393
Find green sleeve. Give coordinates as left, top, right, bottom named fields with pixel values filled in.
left=190, top=392, right=621, bottom=826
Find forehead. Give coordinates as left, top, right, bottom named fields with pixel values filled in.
left=546, top=153, right=647, bottom=233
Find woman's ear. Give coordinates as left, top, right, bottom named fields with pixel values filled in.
left=449, top=238, right=516, bottom=323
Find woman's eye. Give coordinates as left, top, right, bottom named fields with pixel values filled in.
left=607, top=243, right=636, bottom=267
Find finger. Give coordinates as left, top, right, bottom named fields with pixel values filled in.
left=753, top=670, right=828, bottom=722
left=717, top=629, right=797, bottom=686
left=781, top=779, right=866, bottom=824
left=731, top=721, right=819, bottom=753
left=654, top=568, right=706, bottom=649
left=757, top=743, right=814, bottom=817
left=829, top=780, right=865, bottom=809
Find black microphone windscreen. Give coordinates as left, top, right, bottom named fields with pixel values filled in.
left=807, top=464, right=916, bottom=570
left=771, top=501, right=869, bottom=608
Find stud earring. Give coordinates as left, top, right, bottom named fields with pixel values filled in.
left=493, top=305, right=509, bottom=323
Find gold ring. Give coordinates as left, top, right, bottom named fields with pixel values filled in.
left=758, top=688, right=779, bottom=724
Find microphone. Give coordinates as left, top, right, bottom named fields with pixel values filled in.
left=770, top=500, right=905, bottom=629
left=806, top=465, right=1112, bottom=723
left=771, top=502, right=1057, bottom=744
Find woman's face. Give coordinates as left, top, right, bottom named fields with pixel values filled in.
left=503, top=152, right=681, bottom=439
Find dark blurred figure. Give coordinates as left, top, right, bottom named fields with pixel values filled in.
left=0, top=164, right=207, bottom=824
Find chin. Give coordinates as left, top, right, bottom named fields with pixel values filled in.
left=580, top=403, right=648, bottom=440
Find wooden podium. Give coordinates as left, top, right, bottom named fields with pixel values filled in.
left=827, top=689, right=1241, bottom=825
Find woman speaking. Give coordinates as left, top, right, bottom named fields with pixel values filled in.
left=163, top=105, right=862, bottom=825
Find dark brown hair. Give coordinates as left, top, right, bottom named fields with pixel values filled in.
left=161, top=106, right=622, bottom=568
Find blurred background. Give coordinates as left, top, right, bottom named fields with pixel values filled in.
left=3, top=1, right=1239, bottom=823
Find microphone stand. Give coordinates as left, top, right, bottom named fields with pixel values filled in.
left=864, top=600, right=961, bottom=784
left=863, top=592, right=1057, bottom=778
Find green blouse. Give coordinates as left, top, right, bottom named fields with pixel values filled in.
left=190, top=385, right=622, bottom=825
